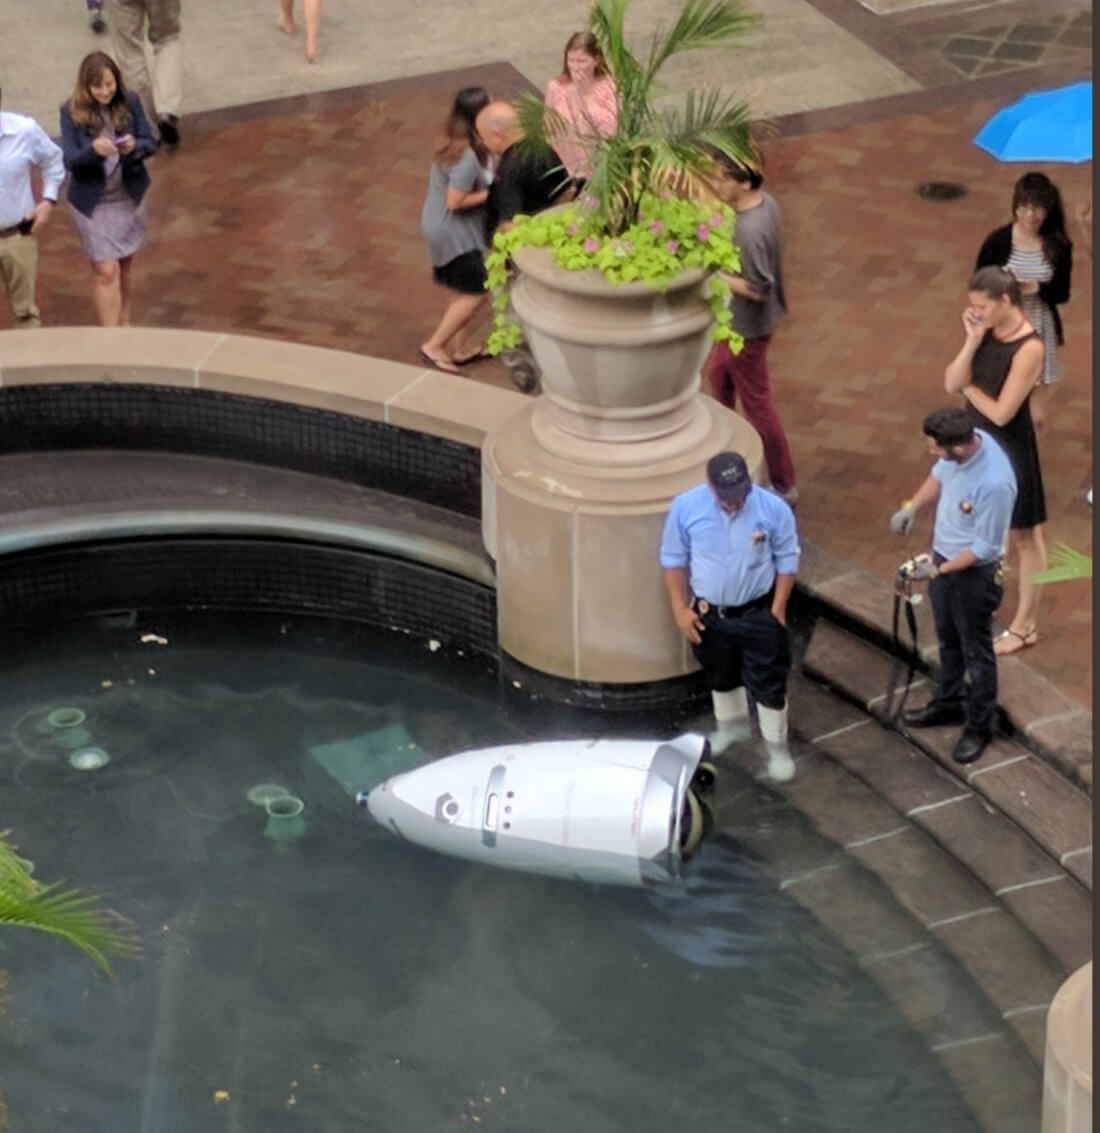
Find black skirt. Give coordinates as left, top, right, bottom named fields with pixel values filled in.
left=432, top=250, right=487, bottom=295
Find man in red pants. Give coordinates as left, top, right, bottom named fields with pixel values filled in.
left=704, top=149, right=798, bottom=503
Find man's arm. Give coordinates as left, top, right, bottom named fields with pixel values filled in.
left=663, top=566, right=703, bottom=645
left=771, top=573, right=795, bottom=625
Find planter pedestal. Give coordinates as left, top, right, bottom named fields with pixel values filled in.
left=483, top=395, right=762, bottom=692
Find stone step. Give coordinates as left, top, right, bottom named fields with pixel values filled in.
left=795, top=569, right=1092, bottom=795
left=801, top=619, right=1093, bottom=908
left=721, top=766, right=1045, bottom=1131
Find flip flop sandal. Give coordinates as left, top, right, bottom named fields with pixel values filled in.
left=993, top=627, right=1039, bottom=656
left=453, top=348, right=491, bottom=366
left=416, top=349, right=460, bottom=375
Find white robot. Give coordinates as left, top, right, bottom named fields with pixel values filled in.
left=357, top=734, right=717, bottom=888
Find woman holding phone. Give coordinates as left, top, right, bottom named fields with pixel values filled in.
left=944, top=266, right=1047, bottom=655
left=60, top=51, right=156, bottom=326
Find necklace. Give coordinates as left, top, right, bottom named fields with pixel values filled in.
left=994, top=315, right=1027, bottom=342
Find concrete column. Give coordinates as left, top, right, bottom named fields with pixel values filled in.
left=1041, top=962, right=1092, bottom=1133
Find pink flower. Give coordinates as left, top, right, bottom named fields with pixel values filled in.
left=584, top=237, right=600, bottom=253
left=648, top=220, right=665, bottom=234
left=667, top=240, right=680, bottom=254
left=567, top=223, right=578, bottom=236
left=620, top=240, right=634, bottom=252
left=709, top=214, right=723, bottom=227
left=696, top=224, right=710, bottom=242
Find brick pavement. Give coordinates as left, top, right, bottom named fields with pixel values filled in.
left=13, top=65, right=1092, bottom=707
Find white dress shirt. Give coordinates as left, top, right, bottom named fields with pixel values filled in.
left=0, top=111, right=65, bottom=229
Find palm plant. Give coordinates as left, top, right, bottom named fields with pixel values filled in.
left=487, top=0, right=763, bottom=353
left=515, top=0, right=760, bottom=234
left=1032, top=542, right=1092, bottom=583
left=0, top=829, right=137, bottom=976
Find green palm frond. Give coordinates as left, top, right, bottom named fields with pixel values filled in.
left=0, top=830, right=138, bottom=976
left=1031, top=542, right=1092, bottom=583
left=641, top=0, right=759, bottom=79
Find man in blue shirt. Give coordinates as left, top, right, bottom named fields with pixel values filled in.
left=660, top=451, right=801, bottom=780
left=890, top=407, right=1017, bottom=764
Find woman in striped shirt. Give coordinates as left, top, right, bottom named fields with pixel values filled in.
left=975, top=172, right=1073, bottom=428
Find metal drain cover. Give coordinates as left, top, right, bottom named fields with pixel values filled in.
left=917, top=181, right=967, bottom=201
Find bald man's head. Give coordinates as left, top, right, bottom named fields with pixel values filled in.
left=476, top=101, right=522, bottom=156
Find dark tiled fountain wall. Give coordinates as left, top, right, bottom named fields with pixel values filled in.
left=0, top=384, right=482, bottom=518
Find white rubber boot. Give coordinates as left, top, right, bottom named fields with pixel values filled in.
left=757, top=703, right=795, bottom=782
left=710, top=687, right=750, bottom=751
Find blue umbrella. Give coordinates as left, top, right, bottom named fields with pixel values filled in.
left=974, top=80, right=1092, bottom=163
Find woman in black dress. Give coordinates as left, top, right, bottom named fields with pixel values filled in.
left=944, top=266, right=1046, bottom=655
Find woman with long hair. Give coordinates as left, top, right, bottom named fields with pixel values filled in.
left=975, top=172, right=1073, bottom=427
left=544, top=31, right=618, bottom=187
left=418, top=86, right=492, bottom=374
left=60, top=51, right=156, bottom=326
left=944, top=266, right=1047, bottom=655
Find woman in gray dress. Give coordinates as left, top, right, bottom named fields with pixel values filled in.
left=418, top=86, right=491, bottom=374
left=60, top=52, right=157, bottom=326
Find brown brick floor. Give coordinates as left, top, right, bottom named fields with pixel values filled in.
left=16, top=64, right=1092, bottom=708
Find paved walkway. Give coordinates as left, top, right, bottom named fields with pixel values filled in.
left=2, top=0, right=1092, bottom=716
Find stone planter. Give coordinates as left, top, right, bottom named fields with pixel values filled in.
left=509, top=244, right=716, bottom=465
left=483, top=245, right=763, bottom=692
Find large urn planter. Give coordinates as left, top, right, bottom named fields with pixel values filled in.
left=509, top=244, right=716, bottom=465
left=482, top=248, right=763, bottom=694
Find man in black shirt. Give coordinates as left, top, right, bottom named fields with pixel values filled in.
left=475, top=101, right=570, bottom=238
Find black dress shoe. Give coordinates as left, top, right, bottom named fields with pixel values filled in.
left=901, top=700, right=966, bottom=728
left=158, top=115, right=180, bottom=146
left=952, top=727, right=992, bottom=765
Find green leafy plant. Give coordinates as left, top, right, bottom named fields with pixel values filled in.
left=487, top=0, right=760, bottom=354
left=1032, top=542, right=1092, bottom=584
left=0, top=829, right=137, bottom=975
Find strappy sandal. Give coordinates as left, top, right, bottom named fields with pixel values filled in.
left=994, top=626, right=1039, bottom=656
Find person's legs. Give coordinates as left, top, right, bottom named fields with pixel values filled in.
left=118, top=255, right=135, bottom=326
left=736, top=607, right=794, bottom=780
left=278, top=0, right=295, bottom=35
left=303, top=0, right=322, bottom=61
left=996, top=525, right=1045, bottom=652
left=0, top=234, right=42, bottom=327
left=104, top=0, right=154, bottom=119
left=703, top=341, right=736, bottom=410
left=725, top=336, right=797, bottom=495
left=926, top=572, right=967, bottom=704
left=90, top=259, right=122, bottom=326
left=955, top=565, right=1002, bottom=734
left=147, top=0, right=183, bottom=125
left=421, top=291, right=486, bottom=371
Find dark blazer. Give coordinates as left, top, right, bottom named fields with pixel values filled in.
left=59, top=91, right=157, bottom=218
left=975, top=223, right=1073, bottom=345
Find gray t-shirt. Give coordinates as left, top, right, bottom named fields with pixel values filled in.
left=729, top=191, right=787, bottom=339
left=420, top=146, right=487, bottom=267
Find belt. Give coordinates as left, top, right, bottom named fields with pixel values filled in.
left=0, top=221, right=32, bottom=239
left=695, top=590, right=773, bottom=619
left=932, top=553, right=1003, bottom=571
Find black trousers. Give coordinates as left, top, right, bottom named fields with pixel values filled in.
left=691, top=603, right=791, bottom=711
left=927, top=561, right=1003, bottom=732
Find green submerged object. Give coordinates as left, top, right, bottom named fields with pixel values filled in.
left=308, top=723, right=424, bottom=797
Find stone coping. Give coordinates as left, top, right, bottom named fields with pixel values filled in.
left=0, top=327, right=523, bottom=452
left=0, top=326, right=1090, bottom=786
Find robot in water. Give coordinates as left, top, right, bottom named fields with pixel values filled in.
left=357, top=733, right=717, bottom=888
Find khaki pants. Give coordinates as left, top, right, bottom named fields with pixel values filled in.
left=0, top=232, right=41, bottom=327
left=104, top=0, right=183, bottom=122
